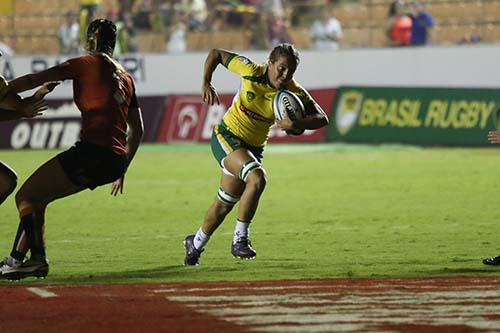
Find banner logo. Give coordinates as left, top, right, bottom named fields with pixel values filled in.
left=177, top=105, right=199, bottom=138
left=336, top=90, right=363, bottom=135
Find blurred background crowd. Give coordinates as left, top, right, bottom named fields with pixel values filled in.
left=0, top=0, right=497, bottom=56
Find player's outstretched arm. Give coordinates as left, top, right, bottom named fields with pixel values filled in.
left=488, top=131, right=500, bottom=144
left=0, top=89, right=48, bottom=121
left=8, top=65, right=67, bottom=93
left=202, top=48, right=232, bottom=105
left=15, top=81, right=60, bottom=118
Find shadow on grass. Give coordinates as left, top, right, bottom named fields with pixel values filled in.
left=418, top=267, right=500, bottom=276
left=1, top=259, right=311, bottom=284
left=46, top=264, right=245, bottom=284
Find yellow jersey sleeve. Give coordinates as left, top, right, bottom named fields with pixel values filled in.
left=224, top=53, right=261, bottom=77
left=0, top=75, right=9, bottom=101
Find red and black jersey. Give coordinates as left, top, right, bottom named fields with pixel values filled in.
left=59, top=55, right=136, bottom=155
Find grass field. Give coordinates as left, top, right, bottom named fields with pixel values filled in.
left=1, top=143, right=500, bottom=284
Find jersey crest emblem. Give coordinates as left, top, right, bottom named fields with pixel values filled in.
left=246, top=91, right=255, bottom=101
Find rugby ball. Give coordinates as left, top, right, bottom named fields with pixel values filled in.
left=273, top=90, right=306, bottom=135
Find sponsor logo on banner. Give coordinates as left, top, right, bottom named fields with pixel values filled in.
left=4, top=102, right=81, bottom=149
left=10, top=121, right=80, bottom=149
left=158, top=89, right=336, bottom=143
left=336, top=90, right=363, bottom=135
left=330, top=86, right=500, bottom=145
left=158, top=96, right=228, bottom=142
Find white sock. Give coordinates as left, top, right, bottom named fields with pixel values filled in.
left=194, top=228, right=210, bottom=250
left=233, top=220, right=250, bottom=243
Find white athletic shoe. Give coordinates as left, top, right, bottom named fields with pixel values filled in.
left=0, top=257, right=49, bottom=280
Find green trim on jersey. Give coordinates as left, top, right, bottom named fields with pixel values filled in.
left=223, top=53, right=237, bottom=68
left=242, top=71, right=270, bottom=86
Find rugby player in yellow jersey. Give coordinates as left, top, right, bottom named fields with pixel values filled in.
left=0, top=57, right=57, bottom=206
left=184, top=43, right=329, bottom=265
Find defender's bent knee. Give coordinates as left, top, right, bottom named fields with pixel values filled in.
left=15, top=188, right=38, bottom=210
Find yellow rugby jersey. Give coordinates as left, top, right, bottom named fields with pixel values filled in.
left=0, top=75, right=8, bottom=101
left=222, top=53, right=315, bottom=147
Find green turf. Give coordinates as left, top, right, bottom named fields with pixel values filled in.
left=1, top=143, right=500, bottom=284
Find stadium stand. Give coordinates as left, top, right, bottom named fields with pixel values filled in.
left=0, top=0, right=499, bottom=54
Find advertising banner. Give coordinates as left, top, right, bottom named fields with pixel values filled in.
left=0, top=101, right=80, bottom=150
left=156, top=88, right=336, bottom=143
left=0, top=96, right=167, bottom=149
left=328, top=86, right=500, bottom=145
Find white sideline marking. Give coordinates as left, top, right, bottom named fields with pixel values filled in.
left=167, top=287, right=500, bottom=332
left=153, top=285, right=321, bottom=293
left=167, top=292, right=338, bottom=303
left=27, top=287, right=58, bottom=298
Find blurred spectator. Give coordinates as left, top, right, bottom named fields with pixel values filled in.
left=80, top=0, right=101, bottom=19
left=116, top=13, right=139, bottom=54
left=247, top=9, right=270, bottom=50
left=409, top=1, right=434, bottom=46
left=388, top=0, right=403, bottom=17
left=387, top=0, right=412, bottom=46
left=458, top=33, right=481, bottom=45
left=157, top=0, right=177, bottom=28
left=167, top=14, right=187, bottom=54
left=203, top=0, right=230, bottom=32
left=0, top=41, right=14, bottom=57
left=120, top=0, right=136, bottom=14
left=79, top=0, right=101, bottom=46
left=150, top=1, right=167, bottom=33
left=133, top=7, right=152, bottom=29
left=310, top=6, right=343, bottom=50
left=59, top=12, right=80, bottom=54
left=268, top=15, right=293, bottom=47
left=261, top=0, right=285, bottom=18
left=180, top=0, right=208, bottom=31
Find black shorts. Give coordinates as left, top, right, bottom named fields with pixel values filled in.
left=57, top=141, right=128, bottom=190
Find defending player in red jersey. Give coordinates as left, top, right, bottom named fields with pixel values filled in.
left=0, top=19, right=144, bottom=280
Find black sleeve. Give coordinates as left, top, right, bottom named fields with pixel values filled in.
left=304, top=101, right=319, bottom=116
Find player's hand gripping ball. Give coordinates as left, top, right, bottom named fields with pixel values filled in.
left=273, top=90, right=305, bottom=135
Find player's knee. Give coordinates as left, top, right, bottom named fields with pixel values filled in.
left=239, top=159, right=263, bottom=182
left=245, top=167, right=267, bottom=193
left=14, top=187, right=38, bottom=209
left=14, top=189, right=25, bottom=208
